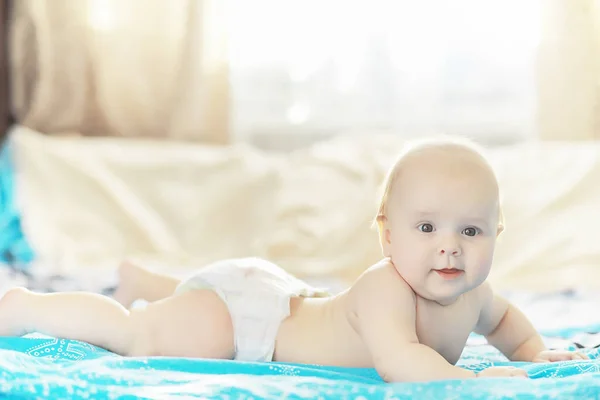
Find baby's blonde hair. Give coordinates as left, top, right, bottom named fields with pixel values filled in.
left=374, top=135, right=505, bottom=232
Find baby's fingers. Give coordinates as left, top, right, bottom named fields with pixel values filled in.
left=552, top=352, right=577, bottom=362
left=573, top=352, right=590, bottom=360
left=539, top=351, right=590, bottom=362
left=511, top=368, right=529, bottom=378
left=556, top=351, right=589, bottom=361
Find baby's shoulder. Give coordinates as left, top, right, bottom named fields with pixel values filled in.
left=348, top=259, right=415, bottom=303
left=355, top=258, right=405, bottom=282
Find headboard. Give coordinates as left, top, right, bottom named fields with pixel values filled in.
left=0, top=0, right=11, bottom=143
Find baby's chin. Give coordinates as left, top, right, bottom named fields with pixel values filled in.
left=423, top=278, right=489, bottom=305
left=418, top=289, right=464, bottom=306
left=414, top=280, right=474, bottom=305
left=402, top=272, right=484, bottom=304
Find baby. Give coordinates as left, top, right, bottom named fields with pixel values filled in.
left=0, top=136, right=587, bottom=382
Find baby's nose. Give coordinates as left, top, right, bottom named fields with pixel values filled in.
left=438, top=246, right=462, bottom=257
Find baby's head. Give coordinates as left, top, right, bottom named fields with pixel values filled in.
left=376, top=136, right=503, bottom=305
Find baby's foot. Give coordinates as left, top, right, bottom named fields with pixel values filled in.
left=0, top=287, right=31, bottom=336
left=112, top=261, right=149, bottom=308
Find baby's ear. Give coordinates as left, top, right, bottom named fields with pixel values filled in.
left=496, top=222, right=505, bottom=237
left=496, top=206, right=505, bottom=237
left=376, top=215, right=392, bottom=257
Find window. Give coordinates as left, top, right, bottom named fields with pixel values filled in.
left=228, top=0, right=542, bottom=148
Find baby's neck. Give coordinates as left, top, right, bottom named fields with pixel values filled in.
left=417, top=292, right=465, bottom=307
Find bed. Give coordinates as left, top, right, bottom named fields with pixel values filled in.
left=2, top=2, right=600, bottom=399
left=0, top=292, right=599, bottom=399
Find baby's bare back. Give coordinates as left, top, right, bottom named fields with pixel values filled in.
left=273, top=294, right=375, bottom=367
left=274, top=261, right=484, bottom=367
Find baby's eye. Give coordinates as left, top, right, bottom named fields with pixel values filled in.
left=462, top=227, right=480, bottom=237
left=418, top=223, right=434, bottom=233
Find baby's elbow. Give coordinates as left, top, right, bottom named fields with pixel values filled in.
left=378, top=369, right=400, bottom=383
left=371, top=342, right=420, bottom=383
left=376, top=366, right=397, bottom=383
left=374, top=350, right=436, bottom=383
left=374, top=358, right=407, bottom=383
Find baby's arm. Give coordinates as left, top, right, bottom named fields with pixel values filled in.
left=475, top=282, right=550, bottom=362
left=351, top=266, right=476, bottom=382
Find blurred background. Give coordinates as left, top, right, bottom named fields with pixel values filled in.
left=2, top=3, right=600, bottom=396
left=6, top=0, right=584, bottom=147
left=1, top=0, right=600, bottom=305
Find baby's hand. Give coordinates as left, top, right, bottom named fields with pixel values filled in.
left=476, top=366, right=528, bottom=379
left=532, top=350, right=589, bottom=363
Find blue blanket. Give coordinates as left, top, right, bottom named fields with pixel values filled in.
left=1, top=327, right=600, bottom=399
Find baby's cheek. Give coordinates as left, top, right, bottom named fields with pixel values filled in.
left=393, top=248, right=429, bottom=278
left=469, top=239, right=494, bottom=260
left=393, top=241, right=421, bottom=261
left=474, top=251, right=495, bottom=275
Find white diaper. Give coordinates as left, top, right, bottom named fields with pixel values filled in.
left=174, top=257, right=330, bottom=362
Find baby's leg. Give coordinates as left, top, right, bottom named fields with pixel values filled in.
left=137, top=288, right=235, bottom=358
left=0, top=287, right=234, bottom=358
left=112, top=261, right=182, bottom=308
left=0, top=288, right=138, bottom=354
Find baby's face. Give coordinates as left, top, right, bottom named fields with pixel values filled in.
left=381, top=150, right=500, bottom=305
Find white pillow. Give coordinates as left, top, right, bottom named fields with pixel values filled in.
left=13, top=125, right=279, bottom=275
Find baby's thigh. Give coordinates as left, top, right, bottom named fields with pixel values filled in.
left=133, top=289, right=234, bottom=359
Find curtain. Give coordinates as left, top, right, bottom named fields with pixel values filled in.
left=536, top=0, right=600, bottom=141
left=9, top=0, right=229, bottom=143
left=0, top=0, right=9, bottom=141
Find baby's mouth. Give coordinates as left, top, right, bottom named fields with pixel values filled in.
left=434, top=268, right=464, bottom=279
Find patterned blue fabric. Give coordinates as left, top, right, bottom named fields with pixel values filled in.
left=0, top=327, right=599, bottom=399
left=0, top=137, right=35, bottom=267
